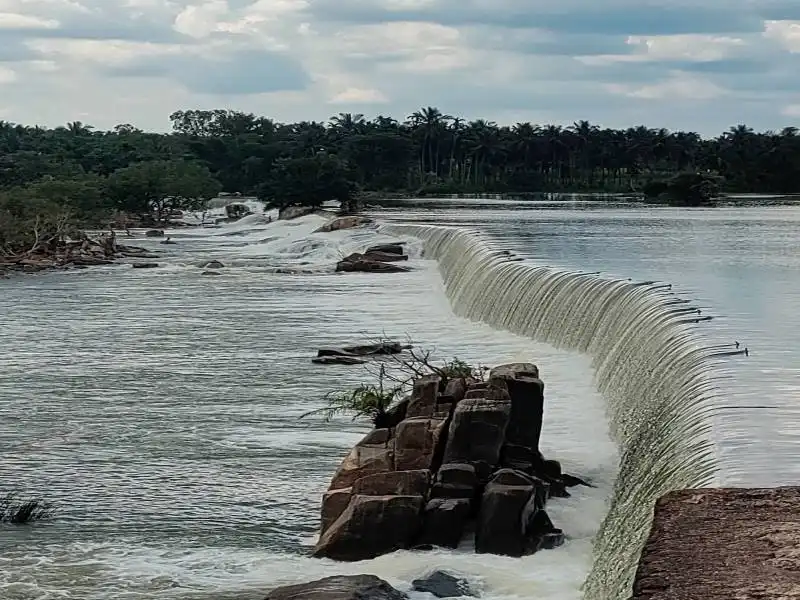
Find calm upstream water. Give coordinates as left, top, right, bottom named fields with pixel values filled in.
left=1, top=200, right=797, bottom=599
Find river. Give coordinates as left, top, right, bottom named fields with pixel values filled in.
left=1, top=199, right=796, bottom=599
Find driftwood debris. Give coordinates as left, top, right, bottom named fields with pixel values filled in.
left=1, top=227, right=155, bottom=275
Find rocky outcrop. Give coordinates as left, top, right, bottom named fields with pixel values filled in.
left=265, top=575, right=406, bottom=600
left=336, top=242, right=411, bottom=274
left=314, top=215, right=373, bottom=233
left=313, top=363, right=580, bottom=561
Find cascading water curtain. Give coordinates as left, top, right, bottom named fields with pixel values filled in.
left=383, top=224, right=720, bottom=600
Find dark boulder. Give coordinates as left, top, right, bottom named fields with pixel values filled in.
left=394, top=417, right=448, bottom=471
left=416, top=498, right=471, bottom=549
left=366, top=243, right=405, bottom=255
left=489, top=363, right=544, bottom=454
left=320, top=487, right=352, bottom=534
left=352, top=469, right=430, bottom=497
left=406, top=374, right=442, bottom=418
left=443, top=378, right=468, bottom=403
left=144, top=229, right=164, bottom=237
left=265, top=574, right=406, bottom=600
left=364, top=251, right=408, bottom=262
left=412, top=570, right=477, bottom=598
left=475, top=482, right=534, bottom=556
left=336, top=259, right=409, bottom=273
left=430, top=463, right=478, bottom=502
left=312, top=356, right=366, bottom=365
left=317, top=342, right=409, bottom=358
left=313, top=494, right=424, bottom=560
left=329, top=442, right=394, bottom=490
left=441, top=389, right=512, bottom=479
left=132, top=262, right=159, bottom=268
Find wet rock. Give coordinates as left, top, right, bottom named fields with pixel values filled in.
left=329, top=443, right=395, bottom=490
left=406, top=374, right=442, bottom=418
left=475, top=482, right=535, bottom=556
left=312, top=356, right=366, bottom=365
left=201, top=270, right=221, bottom=276
left=145, top=229, right=164, bottom=237
left=265, top=574, right=406, bottom=600
left=320, top=487, right=352, bottom=534
left=430, top=464, right=478, bottom=502
left=412, top=570, right=478, bottom=598
left=416, top=498, right=471, bottom=549
left=489, top=363, right=544, bottom=454
left=441, top=389, right=512, bottom=479
left=443, top=378, right=468, bottom=404
left=317, top=342, right=409, bottom=358
left=336, top=259, right=409, bottom=273
left=352, top=469, right=430, bottom=497
left=203, top=260, right=225, bottom=269
left=366, top=243, right=405, bottom=255
left=314, top=215, right=373, bottom=233
left=313, top=494, right=424, bottom=560
left=132, top=262, right=159, bottom=268
left=394, top=417, right=448, bottom=471
left=358, top=428, right=392, bottom=446
left=365, top=251, right=408, bottom=262
left=160, top=237, right=176, bottom=244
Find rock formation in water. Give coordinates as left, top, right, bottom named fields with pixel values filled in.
left=313, top=363, right=587, bottom=561
left=335, top=243, right=410, bottom=273
left=265, top=574, right=406, bottom=600
left=314, top=215, right=373, bottom=233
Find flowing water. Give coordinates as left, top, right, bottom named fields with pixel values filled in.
left=1, top=199, right=796, bottom=600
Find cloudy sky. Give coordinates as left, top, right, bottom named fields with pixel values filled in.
left=1, top=0, right=800, bottom=135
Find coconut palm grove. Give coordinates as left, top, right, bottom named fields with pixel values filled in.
left=2, top=107, right=800, bottom=254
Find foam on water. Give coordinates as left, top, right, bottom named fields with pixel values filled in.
left=0, top=216, right=616, bottom=599
left=382, top=224, right=721, bottom=600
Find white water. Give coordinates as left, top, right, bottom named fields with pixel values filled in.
left=1, top=208, right=619, bottom=599
left=382, top=224, right=722, bottom=600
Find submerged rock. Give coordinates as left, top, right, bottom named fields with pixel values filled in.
left=132, top=262, right=159, bottom=269
left=412, top=570, right=478, bottom=598
left=265, top=574, right=406, bottom=600
left=203, top=260, right=225, bottom=269
left=317, top=342, right=409, bottom=358
left=336, top=259, right=409, bottom=273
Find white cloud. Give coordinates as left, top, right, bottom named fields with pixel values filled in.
left=783, top=104, right=800, bottom=117
left=0, top=65, right=16, bottom=82
left=607, top=72, right=726, bottom=100
left=0, top=12, right=58, bottom=28
left=173, top=0, right=229, bottom=38
left=763, top=20, right=800, bottom=52
left=329, top=87, right=388, bottom=103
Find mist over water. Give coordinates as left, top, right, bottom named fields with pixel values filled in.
left=1, top=199, right=794, bottom=599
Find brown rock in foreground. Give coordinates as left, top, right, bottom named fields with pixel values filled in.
left=631, top=487, right=800, bottom=600
left=265, top=574, right=406, bottom=600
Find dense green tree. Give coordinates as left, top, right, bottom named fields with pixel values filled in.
left=257, top=153, right=355, bottom=210
left=107, top=160, right=221, bottom=221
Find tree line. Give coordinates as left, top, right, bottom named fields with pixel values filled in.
left=2, top=107, right=800, bottom=251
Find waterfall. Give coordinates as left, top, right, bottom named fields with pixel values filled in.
left=382, top=224, right=719, bottom=600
